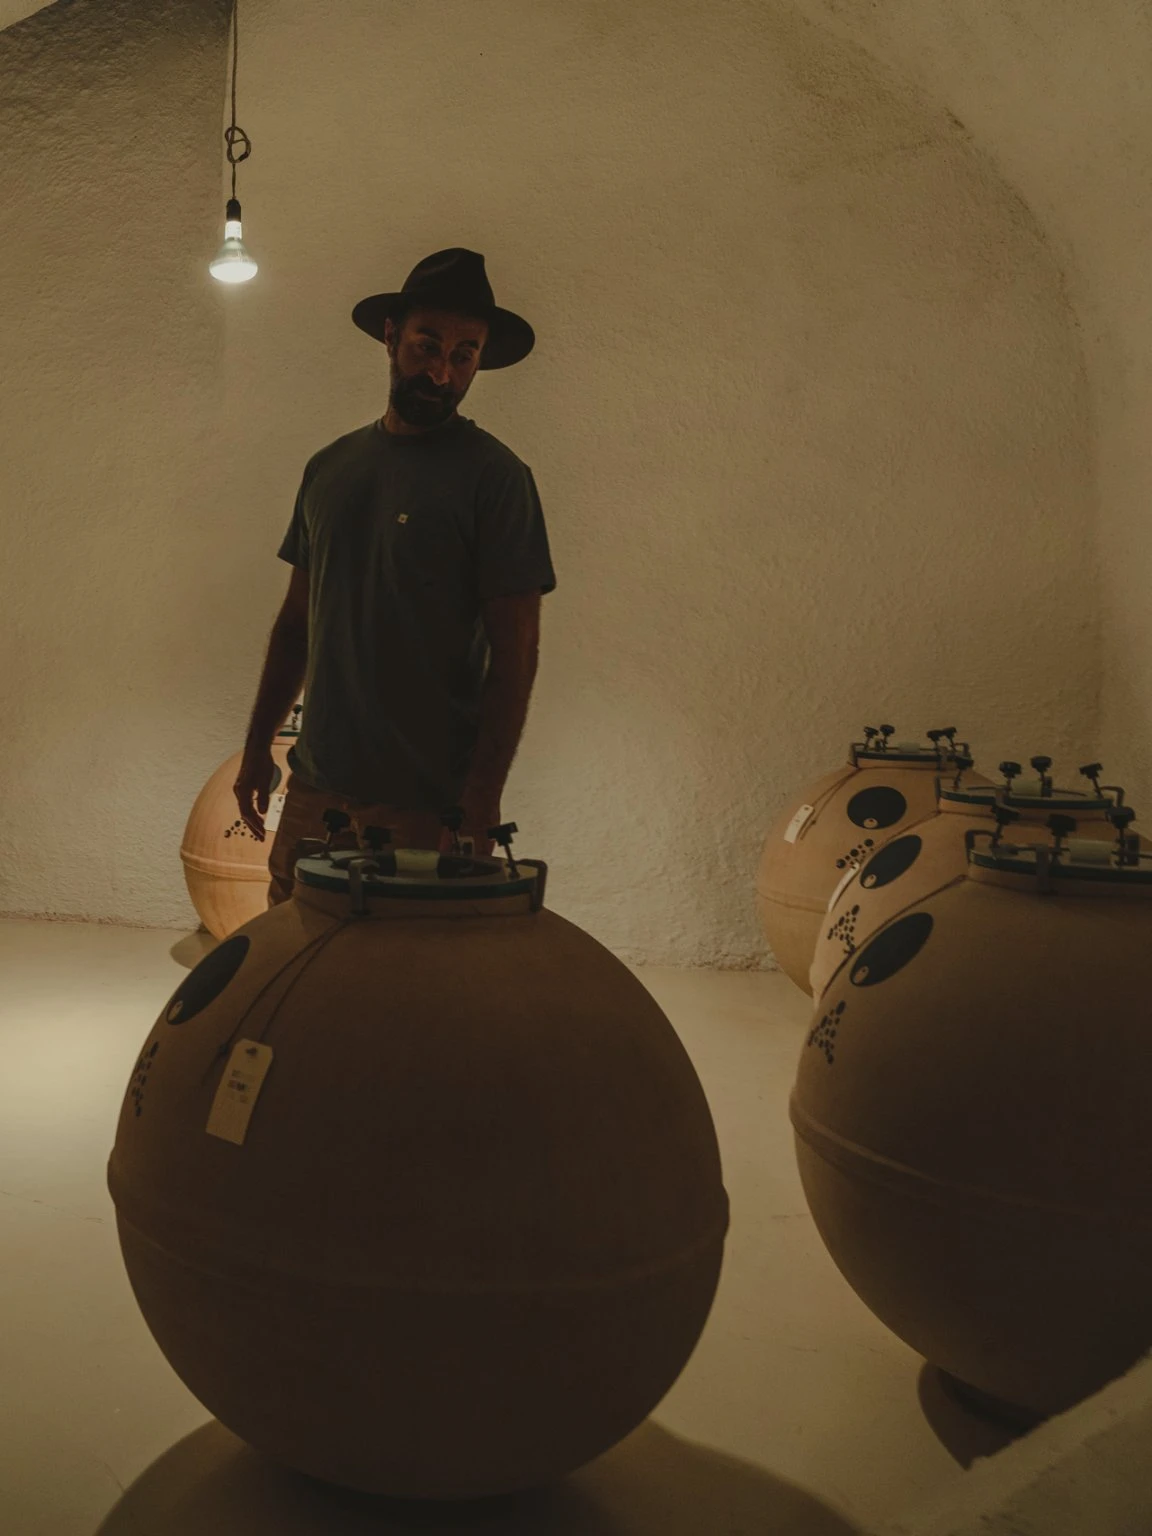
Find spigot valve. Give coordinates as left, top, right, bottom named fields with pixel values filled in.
left=1107, top=805, right=1140, bottom=865
left=440, top=805, right=465, bottom=855
left=361, top=826, right=392, bottom=855
left=951, top=752, right=974, bottom=789
left=322, top=808, right=352, bottom=845
left=990, top=805, right=1019, bottom=846
left=1079, top=763, right=1104, bottom=795
left=490, top=821, right=520, bottom=877
left=1047, top=813, right=1077, bottom=855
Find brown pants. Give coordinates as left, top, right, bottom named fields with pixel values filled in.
left=267, top=775, right=446, bottom=907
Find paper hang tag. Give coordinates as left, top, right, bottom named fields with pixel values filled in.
left=206, top=1039, right=274, bottom=1146
left=264, top=791, right=287, bottom=834
left=783, top=804, right=815, bottom=844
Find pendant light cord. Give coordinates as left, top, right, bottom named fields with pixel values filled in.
left=224, top=0, right=252, bottom=201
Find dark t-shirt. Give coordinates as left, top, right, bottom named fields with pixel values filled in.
left=278, top=414, right=556, bottom=809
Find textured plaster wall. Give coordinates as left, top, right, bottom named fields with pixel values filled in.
left=0, top=0, right=1098, bottom=964
left=0, top=0, right=231, bottom=923
left=794, top=0, right=1152, bottom=809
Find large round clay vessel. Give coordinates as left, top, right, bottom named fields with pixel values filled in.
left=756, top=728, right=990, bottom=993
left=791, top=834, right=1152, bottom=1418
left=107, top=843, right=729, bottom=1499
left=811, top=769, right=1142, bottom=999
left=180, top=705, right=302, bottom=939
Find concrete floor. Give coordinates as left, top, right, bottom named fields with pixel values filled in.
left=0, top=916, right=1018, bottom=1536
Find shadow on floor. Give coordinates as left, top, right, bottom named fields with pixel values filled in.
left=916, top=1363, right=1026, bottom=1468
left=169, top=929, right=218, bottom=970
left=93, top=1417, right=859, bottom=1536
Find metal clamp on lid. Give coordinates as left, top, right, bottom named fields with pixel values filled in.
left=996, top=760, right=1117, bottom=814
left=294, top=842, right=548, bottom=912
left=967, top=822, right=1152, bottom=891
left=852, top=725, right=971, bottom=766
left=1107, top=805, right=1141, bottom=866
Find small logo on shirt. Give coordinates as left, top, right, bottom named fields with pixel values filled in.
left=397, top=513, right=409, bottom=524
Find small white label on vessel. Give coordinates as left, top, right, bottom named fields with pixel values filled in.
left=783, top=805, right=815, bottom=844
left=206, top=1040, right=274, bottom=1146
left=264, top=791, right=287, bottom=834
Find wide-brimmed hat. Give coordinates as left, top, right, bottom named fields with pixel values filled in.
left=351, top=248, right=534, bottom=370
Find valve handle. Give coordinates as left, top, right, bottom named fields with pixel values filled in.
left=950, top=752, right=974, bottom=789
left=489, top=822, right=520, bottom=879
left=990, top=805, right=1019, bottom=846
left=361, top=825, right=392, bottom=853
left=1047, top=813, right=1077, bottom=849
left=439, top=805, right=466, bottom=855
left=999, top=761, right=1021, bottom=781
left=322, top=808, right=352, bottom=838
left=1029, top=755, right=1054, bottom=798
left=879, top=724, right=895, bottom=738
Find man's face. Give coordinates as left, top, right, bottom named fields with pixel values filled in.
left=385, top=308, right=489, bottom=428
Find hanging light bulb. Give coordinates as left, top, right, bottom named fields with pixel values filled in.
left=210, top=196, right=258, bottom=283
left=210, top=0, right=258, bottom=285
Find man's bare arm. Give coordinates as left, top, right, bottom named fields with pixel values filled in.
left=460, top=591, right=542, bottom=843
left=234, top=566, right=310, bottom=838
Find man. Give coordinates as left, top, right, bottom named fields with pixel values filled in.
left=233, top=248, right=556, bottom=902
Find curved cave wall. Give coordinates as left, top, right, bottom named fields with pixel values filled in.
left=0, top=0, right=1097, bottom=963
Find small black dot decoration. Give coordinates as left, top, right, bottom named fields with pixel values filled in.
left=128, top=1039, right=160, bottom=1116
left=826, top=908, right=860, bottom=958
left=807, top=1000, right=849, bottom=1064
left=835, top=837, right=878, bottom=875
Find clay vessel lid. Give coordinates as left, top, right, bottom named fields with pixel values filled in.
left=295, top=846, right=544, bottom=905
left=851, top=726, right=974, bottom=769
left=967, top=839, right=1152, bottom=895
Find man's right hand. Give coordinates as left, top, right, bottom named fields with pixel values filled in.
left=234, top=747, right=277, bottom=841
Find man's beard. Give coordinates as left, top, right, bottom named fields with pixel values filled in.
left=390, top=371, right=458, bottom=428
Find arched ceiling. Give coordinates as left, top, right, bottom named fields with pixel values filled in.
left=794, top=0, right=1152, bottom=793
left=0, top=1, right=58, bottom=29
left=793, top=0, right=1152, bottom=313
